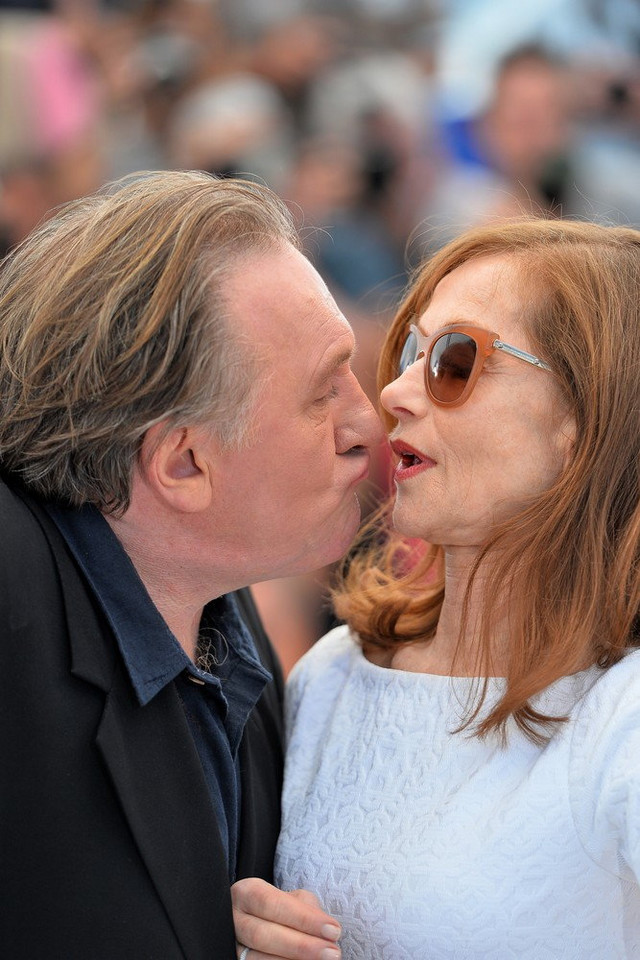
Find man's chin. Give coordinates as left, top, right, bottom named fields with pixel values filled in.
left=279, top=495, right=362, bottom=576
left=320, top=496, right=362, bottom=566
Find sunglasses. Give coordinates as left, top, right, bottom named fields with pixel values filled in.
left=398, top=323, right=552, bottom=408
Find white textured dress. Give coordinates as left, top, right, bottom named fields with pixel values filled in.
left=275, top=625, right=640, bottom=959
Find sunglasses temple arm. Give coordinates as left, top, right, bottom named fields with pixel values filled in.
left=493, top=340, right=552, bottom=371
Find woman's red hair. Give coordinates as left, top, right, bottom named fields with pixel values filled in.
left=334, top=218, right=640, bottom=743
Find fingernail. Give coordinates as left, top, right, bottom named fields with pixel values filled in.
left=321, top=923, right=341, bottom=941
left=320, top=949, right=341, bottom=960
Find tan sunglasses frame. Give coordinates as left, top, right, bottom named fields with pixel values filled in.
left=403, top=323, right=551, bottom=408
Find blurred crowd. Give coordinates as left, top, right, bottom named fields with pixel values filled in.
left=2, top=0, right=640, bottom=670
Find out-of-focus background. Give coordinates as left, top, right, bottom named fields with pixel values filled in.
left=2, top=0, right=639, bottom=672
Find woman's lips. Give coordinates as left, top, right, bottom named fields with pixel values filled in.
left=390, top=439, right=436, bottom=481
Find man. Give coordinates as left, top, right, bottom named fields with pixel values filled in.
left=0, top=170, right=382, bottom=959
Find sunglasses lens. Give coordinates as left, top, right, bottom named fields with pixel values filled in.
left=398, top=330, right=418, bottom=376
left=428, top=333, right=477, bottom=403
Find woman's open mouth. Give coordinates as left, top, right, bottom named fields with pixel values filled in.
left=390, top=439, right=436, bottom=480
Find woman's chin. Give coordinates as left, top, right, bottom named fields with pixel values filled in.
left=391, top=500, right=429, bottom=539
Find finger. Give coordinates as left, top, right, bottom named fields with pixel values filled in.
left=242, top=950, right=340, bottom=960
left=289, top=889, right=325, bottom=909
left=233, top=906, right=342, bottom=960
left=232, top=879, right=342, bottom=960
left=234, top=931, right=341, bottom=960
left=232, top=878, right=341, bottom=941
left=239, top=951, right=334, bottom=960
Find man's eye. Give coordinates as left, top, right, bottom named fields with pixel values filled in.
left=315, top=384, right=339, bottom=404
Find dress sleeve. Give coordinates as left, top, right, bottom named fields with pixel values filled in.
left=569, top=653, right=640, bottom=882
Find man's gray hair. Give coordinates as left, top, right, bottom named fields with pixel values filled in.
left=0, top=170, right=298, bottom=513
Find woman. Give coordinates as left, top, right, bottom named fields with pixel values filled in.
left=235, top=218, right=640, bottom=959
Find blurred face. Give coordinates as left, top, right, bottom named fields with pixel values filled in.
left=489, top=59, right=569, bottom=179
left=205, top=242, right=383, bottom=580
left=381, top=255, right=574, bottom=548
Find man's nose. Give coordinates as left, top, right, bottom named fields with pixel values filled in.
left=339, top=378, right=385, bottom=453
left=360, top=392, right=386, bottom=448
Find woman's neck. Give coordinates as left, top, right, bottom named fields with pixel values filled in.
left=389, top=546, right=510, bottom=677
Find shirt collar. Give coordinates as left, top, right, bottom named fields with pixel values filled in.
left=44, top=501, right=270, bottom=707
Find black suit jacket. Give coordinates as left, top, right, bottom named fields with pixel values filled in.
left=0, top=477, right=284, bottom=959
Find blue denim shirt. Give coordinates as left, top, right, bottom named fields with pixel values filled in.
left=45, top=500, right=270, bottom=879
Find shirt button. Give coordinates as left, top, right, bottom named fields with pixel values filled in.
left=186, top=673, right=206, bottom=686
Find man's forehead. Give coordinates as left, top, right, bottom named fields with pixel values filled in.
left=225, top=243, right=354, bottom=358
left=312, top=339, right=354, bottom=383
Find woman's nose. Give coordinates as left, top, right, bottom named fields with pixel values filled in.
left=380, top=360, right=427, bottom=420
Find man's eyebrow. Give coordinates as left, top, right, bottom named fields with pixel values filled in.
left=312, top=347, right=354, bottom=385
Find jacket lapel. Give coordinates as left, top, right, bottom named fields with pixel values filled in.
left=235, top=694, right=284, bottom=882
left=31, top=497, right=238, bottom=960
left=96, top=669, right=237, bottom=958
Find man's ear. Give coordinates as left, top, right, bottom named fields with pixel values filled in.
left=140, top=423, right=217, bottom=513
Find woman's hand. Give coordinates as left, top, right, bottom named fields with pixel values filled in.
left=232, top=877, right=342, bottom=960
